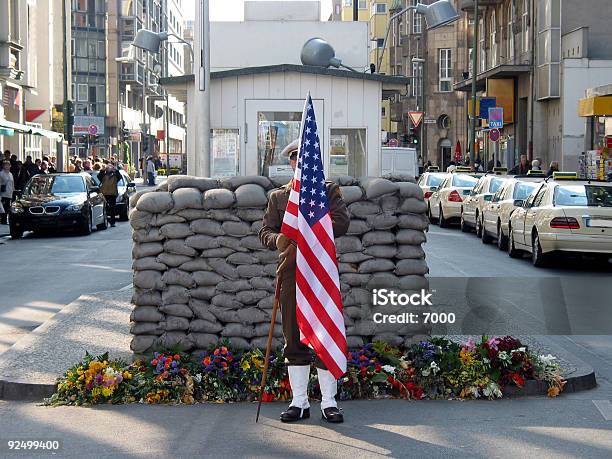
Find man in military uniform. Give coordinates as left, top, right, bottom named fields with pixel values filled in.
left=259, top=139, right=350, bottom=423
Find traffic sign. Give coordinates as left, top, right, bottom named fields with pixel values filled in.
left=479, top=97, right=497, bottom=119
left=424, top=118, right=437, bottom=124
left=488, top=107, right=504, bottom=129
left=489, top=128, right=501, bottom=142
left=87, top=124, right=98, bottom=135
left=408, top=111, right=423, bottom=128
left=388, top=138, right=399, bottom=147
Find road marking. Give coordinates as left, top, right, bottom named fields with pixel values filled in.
left=427, top=230, right=466, bottom=237
left=592, top=400, right=612, bottom=420
left=119, top=283, right=133, bottom=291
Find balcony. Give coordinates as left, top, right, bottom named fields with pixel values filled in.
left=458, top=0, right=503, bottom=13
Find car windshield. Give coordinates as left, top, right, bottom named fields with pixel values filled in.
left=452, top=175, right=478, bottom=187
left=25, top=175, right=86, bottom=195
left=513, top=182, right=537, bottom=200
left=490, top=178, right=505, bottom=193
left=427, top=175, right=444, bottom=186
left=554, top=185, right=612, bottom=207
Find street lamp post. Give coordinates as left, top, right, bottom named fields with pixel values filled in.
left=470, top=0, right=479, bottom=168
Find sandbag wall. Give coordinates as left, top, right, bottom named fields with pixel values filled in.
left=129, top=174, right=430, bottom=357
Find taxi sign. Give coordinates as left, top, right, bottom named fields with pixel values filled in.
left=527, top=169, right=546, bottom=176
left=426, top=166, right=440, bottom=172
left=492, top=167, right=508, bottom=175
left=552, top=171, right=579, bottom=180
left=454, top=166, right=472, bottom=173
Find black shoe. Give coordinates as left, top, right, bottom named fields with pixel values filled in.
left=280, top=406, right=310, bottom=423
left=321, top=407, right=343, bottom=423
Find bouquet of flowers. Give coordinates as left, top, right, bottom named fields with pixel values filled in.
left=196, top=345, right=242, bottom=402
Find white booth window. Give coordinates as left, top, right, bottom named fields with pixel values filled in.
left=329, top=129, right=366, bottom=177
left=210, top=129, right=239, bottom=178
left=257, top=111, right=301, bottom=177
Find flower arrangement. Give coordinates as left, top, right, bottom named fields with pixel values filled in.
left=44, top=336, right=567, bottom=406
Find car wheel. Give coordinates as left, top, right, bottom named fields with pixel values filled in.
left=507, top=226, right=521, bottom=258
left=439, top=205, right=449, bottom=228
left=119, top=198, right=129, bottom=221
left=460, top=210, right=470, bottom=232
left=9, top=225, right=23, bottom=239
left=80, top=208, right=92, bottom=236
left=475, top=211, right=482, bottom=238
left=497, top=222, right=508, bottom=251
left=531, top=232, right=549, bottom=267
left=481, top=217, right=493, bottom=244
left=97, top=208, right=108, bottom=230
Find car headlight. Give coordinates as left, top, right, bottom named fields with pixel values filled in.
left=65, top=204, right=84, bottom=212
left=11, top=203, right=24, bottom=214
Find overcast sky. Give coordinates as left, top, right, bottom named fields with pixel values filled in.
left=184, top=0, right=333, bottom=21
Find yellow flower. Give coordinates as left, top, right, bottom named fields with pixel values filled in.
left=240, top=360, right=251, bottom=371
left=547, top=386, right=560, bottom=397
left=460, top=349, right=475, bottom=366
left=102, top=387, right=113, bottom=397
left=123, top=371, right=132, bottom=380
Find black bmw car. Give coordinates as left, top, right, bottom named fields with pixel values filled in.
left=9, top=173, right=108, bottom=239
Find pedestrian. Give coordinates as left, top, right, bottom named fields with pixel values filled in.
left=259, top=139, right=350, bottom=424
left=146, top=156, right=156, bottom=186
left=446, top=161, right=457, bottom=173
left=83, top=159, right=93, bottom=171
left=97, top=162, right=122, bottom=227
left=43, top=156, right=57, bottom=173
left=74, top=158, right=83, bottom=173
left=9, top=156, right=19, bottom=181
left=17, top=156, right=38, bottom=190
left=40, top=161, right=49, bottom=175
left=509, top=154, right=531, bottom=175
left=546, top=161, right=559, bottom=176
left=531, top=159, right=541, bottom=171
left=3, top=150, right=10, bottom=162
left=0, top=161, right=15, bottom=225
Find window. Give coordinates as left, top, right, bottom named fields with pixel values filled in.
left=77, top=84, right=88, bottom=102
left=490, top=11, right=497, bottom=66
left=257, top=111, right=302, bottom=176
left=210, top=129, right=239, bottom=178
left=329, top=129, right=367, bottom=178
left=468, top=48, right=473, bottom=76
left=359, top=0, right=366, bottom=7
left=376, top=38, right=385, bottom=48
left=412, top=0, right=422, bottom=34
left=411, top=60, right=422, bottom=97
left=532, top=187, right=547, bottom=207
left=437, top=114, right=451, bottom=129
left=343, top=0, right=352, bottom=6
left=88, top=86, right=97, bottom=103
left=439, top=48, right=452, bottom=92
left=479, top=18, right=486, bottom=71
left=508, top=4, right=515, bottom=61
left=381, top=107, right=386, bottom=117
left=522, top=0, right=529, bottom=53
left=372, top=3, right=386, bottom=15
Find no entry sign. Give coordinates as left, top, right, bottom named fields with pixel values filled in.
left=489, top=128, right=500, bottom=142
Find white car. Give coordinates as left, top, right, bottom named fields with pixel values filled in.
left=417, top=172, right=450, bottom=209
left=428, top=173, right=479, bottom=228
left=481, top=177, right=542, bottom=249
left=507, top=177, right=612, bottom=266
left=460, top=174, right=508, bottom=235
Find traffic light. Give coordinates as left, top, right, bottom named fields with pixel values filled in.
left=143, top=135, right=149, bottom=153
left=120, top=121, right=129, bottom=143
left=65, top=100, right=74, bottom=145
left=90, top=135, right=99, bottom=145
left=408, top=128, right=419, bottom=146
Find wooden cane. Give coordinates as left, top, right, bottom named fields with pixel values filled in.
left=255, top=277, right=282, bottom=423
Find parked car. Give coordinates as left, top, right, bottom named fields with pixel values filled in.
left=417, top=171, right=450, bottom=211
left=9, top=173, right=107, bottom=239
left=507, top=175, right=612, bottom=266
left=481, top=176, right=543, bottom=249
left=428, top=173, right=479, bottom=228
left=87, top=169, right=135, bottom=221
left=460, top=174, right=509, bottom=236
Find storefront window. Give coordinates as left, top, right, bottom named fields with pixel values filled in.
left=257, top=111, right=302, bottom=176
left=210, top=129, right=239, bottom=178
left=329, top=129, right=366, bottom=177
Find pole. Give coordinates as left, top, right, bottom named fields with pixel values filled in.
left=61, top=0, right=69, bottom=172
left=255, top=278, right=282, bottom=423
left=470, top=0, right=479, bottom=167
left=142, top=52, right=148, bottom=177
left=194, top=0, right=211, bottom=177
left=378, top=6, right=416, bottom=75
left=353, top=0, right=358, bottom=21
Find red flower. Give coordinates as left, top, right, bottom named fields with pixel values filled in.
left=173, top=354, right=180, bottom=360
left=227, top=356, right=234, bottom=362
left=151, top=359, right=158, bottom=365
left=214, top=349, right=220, bottom=356
left=360, top=367, right=367, bottom=377
left=221, top=346, right=228, bottom=354
left=375, top=364, right=382, bottom=372
left=359, top=355, right=367, bottom=361
left=511, top=373, right=525, bottom=387
left=261, top=393, right=274, bottom=403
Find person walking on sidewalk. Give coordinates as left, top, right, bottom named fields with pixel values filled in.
left=97, top=163, right=122, bottom=227
left=0, top=161, right=15, bottom=225
left=146, top=156, right=156, bottom=186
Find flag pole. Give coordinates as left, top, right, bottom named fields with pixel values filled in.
left=255, top=275, right=282, bottom=423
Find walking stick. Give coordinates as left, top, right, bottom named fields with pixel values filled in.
left=255, top=276, right=282, bottom=423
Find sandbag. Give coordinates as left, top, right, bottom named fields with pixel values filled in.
left=132, top=242, right=164, bottom=259
left=179, top=258, right=211, bottom=272
left=132, top=289, right=162, bottom=307
left=129, top=209, right=154, bottom=230
left=129, top=190, right=148, bottom=209
left=133, top=270, right=163, bottom=290
left=216, top=236, right=248, bottom=252
left=364, top=245, right=398, bottom=258
left=395, top=259, right=429, bottom=276
left=130, top=335, right=156, bottom=353
left=221, top=323, right=254, bottom=338
left=187, top=333, right=218, bottom=349
left=338, top=262, right=357, bottom=274
left=331, top=175, right=357, bottom=186
left=177, top=209, right=211, bottom=221
left=236, top=264, right=265, bottom=278
left=227, top=252, right=258, bottom=265
left=398, top=213, right=429, bottom=230
left=160, top=316, right=190, bottom=331
left=250, top=276, right=275, bottom=292
left=208, top=258, right=239, bottom=279
left=358, top=259, right=395, bottom=274
left=253, top=323, right=282, bottom=338
left=348, top=201, right=381, bottom=218
left=251, top=221, right=263, bottom=234
left=240, top=235, right=265, bottom=250
left=190, top=286, right=217, bottom=300
left=236, top=307, right=269, bottom=324
left=171, top=187, right=203, bottom=211
left=167, top=175, right=219, bottom=192
left=207, top=209, right=240, bottom=222
left=189, top=319, right=223, bottom=334
left=251, top=337, right=283, bottom=350
left=157, top=253, right=192, bottom=268
left=154, top=214, right=186, bottom=226
left=366, top=213, right=399, bottom=230
left=159, top=303, right=194, bottom=318
left=263, top=263, right=277, bottom=277
left=236, top=289, right=269, bottom=305
left=395, top=229, right=427, bottom=245
left=155, top=331, right=192, bottom=351
left=360, top=177, right=399, bottom=199
left=189, top=299, right=217, bottom=322
left=190, top=219, right=224, bottom=236
left=162, top=269, right=196, bottom=289
left=130, top=306, right=164, bottom=322
left=344, top=288, right=371, bottom=307
left=200, top=248, right=234, bottom=258
left=362, top=231, right=395, bottom=246
left=130, top=322, right=163, bottom=336
left=346, top=219, right=371, bottom=235
left=378, top=195, right=400, bottom=212
left=253, top=250, right=278, bottom=264
left=132, top=228, right=164, bottom=243
left=234, top=184, right=268, bottom=207
left=396, top=245, right=426, bottom=260
left=185, top=234, right=220, bottom=250
left=192, top=270, right=225, bottom=286
left=236, top=208, right=266, bottom=222
left=217, top=279, right=251, bottom=293
left=269, top=175, right=292, bottom=187
left=136, top=191, right=174, bottom=213
left=163, top=239, right=198, bottom=257
left=396, top=182, right=423, bottom=199
left=340, top=273, right=372, bottom=286
left=211, top=294, right=243, bottom=309
left=162, top=286, right=190, bottom=305
left=133, top=257, right=167, bottom=272
left=346, top=336, right=365, bottom=349
left=382, top=174, right=416, bottom=184
left=221, top=221, right=251, bottom=237
left=207, top=305, right=240, bottom=323
left=257, top=296, right=274, bottom=310
left=203, top=188, right=235, bottom=209
left=400, top=198, right=428, bottom=215
left=335, top=236, right=363, bottom=254
left=155, top=182, right=169, bottom=191
left=224, top=337, right=250, bottom=350
left=221, top=175, right=273, bottom=191
left=338, top=252, right=373, bottom=263
left=160, top=222, right=193, bottom=239
left=339, top=186, right=363, bottom=204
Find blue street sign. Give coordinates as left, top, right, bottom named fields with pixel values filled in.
left=488, top=107, right=504, bottom=129
left=479, top=97, right=496, bottom=119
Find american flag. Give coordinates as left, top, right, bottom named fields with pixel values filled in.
left=280, top=93, right=347, bottom=379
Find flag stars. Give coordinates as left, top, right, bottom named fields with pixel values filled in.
left=308, top=211, right=315, bottom=218
left=300, top=197, right=306, bottom=204
left=309, top=200, right=315, bottom=207
left=318, top=202, right=325, bottom=209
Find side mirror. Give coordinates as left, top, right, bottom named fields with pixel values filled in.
left=430, top=186, right=439, bottom=193
left=484, top=194, right=493, bottom=202
left=513, top=199, right=524, bottom=207
left=127, top=182, right=136, bottom=188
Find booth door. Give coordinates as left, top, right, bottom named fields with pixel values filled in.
left=245, top=99, right=324, bottom=177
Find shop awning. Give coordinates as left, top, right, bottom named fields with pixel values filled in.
left=578, top=96, right=612, bottom=117
left=0, top=118, right=64, bottom=141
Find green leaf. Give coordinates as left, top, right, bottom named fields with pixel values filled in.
left=371, top=372, right=389, bottom=383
